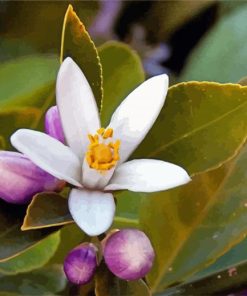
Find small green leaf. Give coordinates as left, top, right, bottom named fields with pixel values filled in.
left=21, top=193, right=73, bottom=231
left=61, top=4, right=103, bottom=109
left=0, top=231, right=60, bottom=275
left=99, top=41, right=145, bottom=126
left=21, top=191, right=139, bottom=231
left=0, top=200, right=59, bottom=262
left=181, top=5, right=247, bottom=83
left=139, top=141, right=247, bottom=292
left=0, top=56, right=58, bottom=108
left=0, top=265, right=67, bottom=295
left=133, top=82, right=247, bottom=175
left=95, top=263, right=150, bottom=296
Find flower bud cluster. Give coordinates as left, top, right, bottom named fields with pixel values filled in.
left=63, top=229, right=155, bottom=285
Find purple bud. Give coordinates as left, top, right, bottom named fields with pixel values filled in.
left=45, top=106, right=65, bottom=143
left=64, top=243, right=98, bottom=285
left=103, top=229, right=155, bottom=281
left=0, top=151, right=64, bottom=204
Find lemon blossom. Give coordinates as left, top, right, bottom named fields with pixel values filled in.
left=11, top=57, right=190, bottom=236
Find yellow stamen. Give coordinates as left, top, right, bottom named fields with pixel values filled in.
left=97, top=127, right=105, bottom=135
left=86, top=127, right=120, bottom=171
left=103, top=128, right=113, bottom=139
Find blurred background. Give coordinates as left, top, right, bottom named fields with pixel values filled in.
left=1, top=0, right=247, bottom=84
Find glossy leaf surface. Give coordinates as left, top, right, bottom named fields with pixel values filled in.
left=21, top=193, right=73, bottom=231
left=140, top=142, right=247, bottom=292
left=0, top=265, right=67, bottom=295
left=0, top=231, right=60, bottom=275
left=133, top=82, right=247, bottom=175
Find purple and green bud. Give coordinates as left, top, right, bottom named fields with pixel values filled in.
left=103, top=229, right=155, bottom=281
left=64, top=243, right=98, bottom=285
left=45, top=106, right=65, bottom=143
left=0, top=151, right=64, bottom=204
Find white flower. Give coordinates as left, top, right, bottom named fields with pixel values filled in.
left=11, top=58, right=190, bottom=236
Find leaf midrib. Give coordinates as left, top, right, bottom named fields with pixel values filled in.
left=148, top=98, right=247, bottom=158
left=151, top=143, right=244, bottom=292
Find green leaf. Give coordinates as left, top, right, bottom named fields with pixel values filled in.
left=145, top=1, right=213, bottom=41
left=21, top=191, right=139, bottom=231
left=163, top=259, right=247, bottom=296
left=61, top=4, right=103, bottom=109
left=181, top=5, right=247, bottom=83
left=21, top=193, right=73, bottom=231
left=133, top=82, right=247, bottom=175
left=139, top=141, right=247, bottom=293
left=0, top=56, right=58, bottom=108
left=99, top=41, right=145, bottom=126
left=191, top=237, right=247, bottom=282
left=48, top=224, right=88, bottom=266
left=0, top=107, right=42, bottom=149
left=95, top=263, right=150, bottom=296
left=0, top=265, right=67, bottom=295
left=0, top=231, right=60, bottom=275
left=0, top=38, right=36, bottom=62
left=0, top=200, right=59, bottom=262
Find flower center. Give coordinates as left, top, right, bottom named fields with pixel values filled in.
left=86, top=128, right=120, bottom=171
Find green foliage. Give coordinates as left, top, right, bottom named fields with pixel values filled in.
left=49, top=224, right=88, bottom=265
left=133, top=82, right=247, bottom=175
left=139, top=141, right=247, bottom=292
left=0, top=265, right=67, bottom=295
left=0, top=200, right=59, bottom=263
left=95, top=263, right=150, bottom=296
left=60, top=4, right=103, bottom=109
left=99, top=41, right=145, bottom=126
left=0, top=108, right=42, bottom=150
left=1, top=4, right=247, bottom=295
left=21, top=193, right=73, bottom=231
left=0, top=56, right=58, bottom=108
left=22, top=191, right=140, bottom=230
left=191, top=236, right=247, bottom=282
left=181, top=5, right=247, bottom=83
left=0, top=232, right=60, bottom=275
left=163, top=259, right=247, bottom=296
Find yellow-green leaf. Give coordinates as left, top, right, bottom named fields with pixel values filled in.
left=0, top=231, right=60, bottom=275
left=99, top=41, right=145, bottom=126
left=140, top=141, right=247, bottom=292
left=61, top=4, right=103, bottom=109
left=133, top=82, right=247, bottom=175
left=0, top=56, right=58, bottom=108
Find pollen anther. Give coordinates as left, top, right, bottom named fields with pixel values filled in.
left=86, top=128, right=120, bottom=171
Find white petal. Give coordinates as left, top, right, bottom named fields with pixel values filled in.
left=56, top=57, right=100, bottom=159
left=105, top=159, right=191, bottom=192
left=108, top=74, right=168, bottom=164
left=68, top=188, right=115, bottom=236
left=82, top=159, right=115, bottom=189
left=11, top=129, right=82, bottom=187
